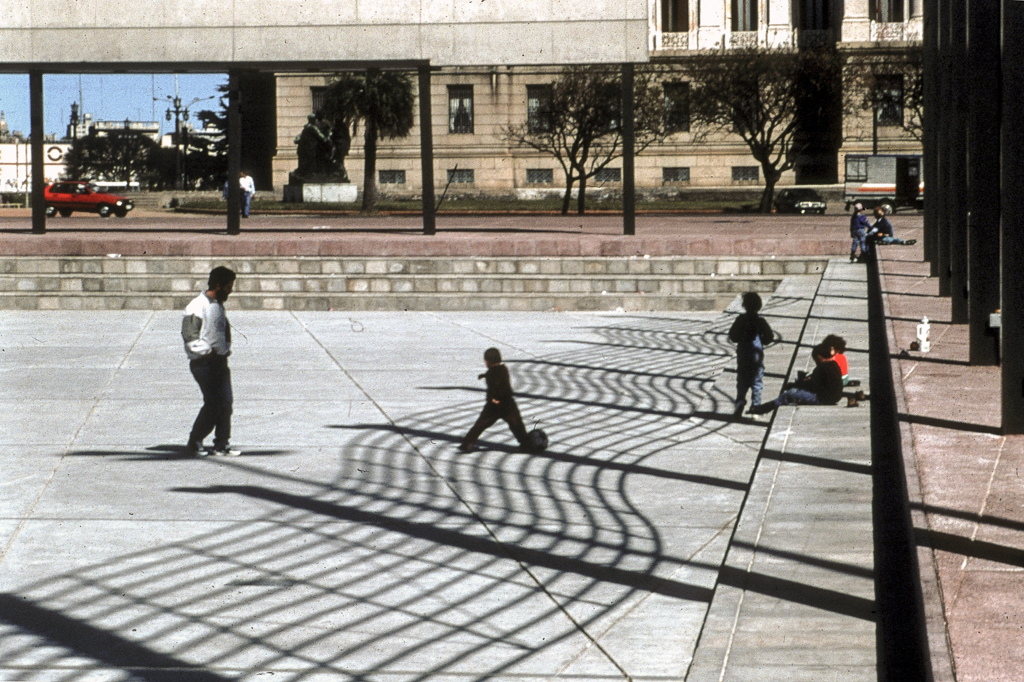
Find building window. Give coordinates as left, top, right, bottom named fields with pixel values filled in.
left=869, top=0, right=903, bottom=22
left=875, top=74, right=904, bottom=127
left=594, top=168, right=621, bottom=184
left=662, top=0, right=689, bottom=32
left=310, top=86, right=327, bottom=115
left=732, top=166, right=759, bottom=182
left=797, top=0, right=830, bottom=30
left=663, top=167, right=690, bottom=183
left=732, top=0, right=757, bottom=31
left=526, top=85, right=553, bottom=134
left=448, top=85, right=474, bottom=134
left=379, top=170, right=406, bottom=185
left=447, top=168, right=474, bottom=184
left=663, top=82, right=690, bottom=133
left=526, top=168, right=554, bottom=184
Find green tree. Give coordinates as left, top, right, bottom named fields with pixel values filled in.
left=322, top=69, right=415, bottom=213
left=681, top=47, right=842, bottom=212
left=503, top=65, right=667, bottom=215
left=63, top=131, right=159, bottom=187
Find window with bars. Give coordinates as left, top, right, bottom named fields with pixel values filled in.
left=447, top=168, right=474, bottom=184
left=869, top=0, right=903, bottom=22
left=663, top=82, right=690, bottom=133
left=448, top=85, right=474, bottom=134
left=379, top=170, right=406, bottom=185
left=797, top=0, right=830, bottom=30
left=732, top=166, right=759, bottom=182
left=661, top=0, right=689, bottom=32
left=526, top=85, right=553, bottom=134
left=663, top=167, right=690, bottom=183
left=731, top=0, right=757, bottom=31
left=594, top=168, right=621, bottom=183
left=310, top=86, right=327, bottom=116
left=875, top=74, right=904, bottom=127
left=526, top=168, right=554, bottom=184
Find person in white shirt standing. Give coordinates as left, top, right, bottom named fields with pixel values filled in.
left=181, top=266, right=239, bottom=456
left=239, top=171, right=256, bottom=218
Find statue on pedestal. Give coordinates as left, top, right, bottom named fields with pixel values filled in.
left=291, top=113, right=350, bottom=184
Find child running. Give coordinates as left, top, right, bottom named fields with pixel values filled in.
left=728, top=292, right=775, bottom=417
left=459, top=347, right=531, bottom=452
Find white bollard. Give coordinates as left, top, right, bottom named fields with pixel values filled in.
left=916, top=316, right=931, bottom=353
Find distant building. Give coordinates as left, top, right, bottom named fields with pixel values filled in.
left=0, top=141, right=70, bottom=192
left=68, top=114, right=161, bottom=142
left=270, top=0, right=922, bottom=196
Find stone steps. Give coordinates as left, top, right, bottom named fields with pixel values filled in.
left=1, top=255, right=827, bottom=311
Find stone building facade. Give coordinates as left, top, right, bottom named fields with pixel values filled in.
left=271, top=0, right=923, bottom=196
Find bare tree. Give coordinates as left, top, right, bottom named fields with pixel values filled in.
left=503, top=65, right=667, bottom=215
left=844, top=47, right=924, bottom=145
left=680, top=47, right=841, bottom=212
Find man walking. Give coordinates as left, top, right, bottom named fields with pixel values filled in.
left=239, top=171, right=256, bottom=218
left=182, top=266, right=239, bottom=457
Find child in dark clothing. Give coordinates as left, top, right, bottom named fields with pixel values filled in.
left=750, top=343, right=843, bottom=413
left=459, top=348, right=530, bottom=452
left=868, top=206, right=917, bottom=245
left=728, top=292, right=775, bottom=416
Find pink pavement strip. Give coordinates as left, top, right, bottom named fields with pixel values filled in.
left=879, top=245, right=1024, bottom=682
left=0, top=209, right=851, bottom=258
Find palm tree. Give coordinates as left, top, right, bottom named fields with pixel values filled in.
left=323, top=69, right=415, bottom=213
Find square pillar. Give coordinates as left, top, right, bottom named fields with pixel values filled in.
left=30, top=71, right=45, bottom=234
left=226, top=71, right=241, bottom=235
left=418, top=64, right=436, bottom=236
left=1001, top=0, right=1024, bottom=432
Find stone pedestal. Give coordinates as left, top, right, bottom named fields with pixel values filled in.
left=283, top=183, right=357, bottom=203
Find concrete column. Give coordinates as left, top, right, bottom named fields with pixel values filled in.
left=30, top=71, right=45, bottom=235
left=226, top=71, right=241, bottom=236
left=936, top=0, right=951, bottom=296
left=948, top=0, right=968, bottom=323
left=968, top=0, right=1001, bottom=365
left=418, top=64, right=436, bottom=236
left=622, top=63, right=636, bottom=237
left=1001, top=0, right=1024, bottom=433
left=922, top=0, right=938, bottom=271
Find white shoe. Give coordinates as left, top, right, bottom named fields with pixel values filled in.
left=212, top=447, right=241, bottom=457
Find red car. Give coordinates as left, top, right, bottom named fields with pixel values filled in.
left=44, top=181, right=134, bottom=218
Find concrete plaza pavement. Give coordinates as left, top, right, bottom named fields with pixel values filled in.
left=0, top=262, right=885, bottom=681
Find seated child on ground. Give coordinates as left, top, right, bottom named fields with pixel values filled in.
left=821, top=333, right=859, bottom=386
left=868, top=207, right=916, bottom=246
left=750, top=343, right=843, bottom=413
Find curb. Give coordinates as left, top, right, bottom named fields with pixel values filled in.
left=877, top=253, right=957, bottom=682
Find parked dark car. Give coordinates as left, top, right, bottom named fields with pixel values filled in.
left=774, top=188, right=827, bottom=215
left=44, top=181, right=134, bottom=218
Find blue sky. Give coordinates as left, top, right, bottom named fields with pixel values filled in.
left=0, top=73, right=227, bottom=138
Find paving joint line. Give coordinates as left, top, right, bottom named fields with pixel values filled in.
left=0, top=311, right=155, bottom=565
left=683, top=268, right=827, bottom=680
left=289, top=310, right=634, bottom=682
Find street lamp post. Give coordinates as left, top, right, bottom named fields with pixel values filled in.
left=157, top=94, right=214, bottom=190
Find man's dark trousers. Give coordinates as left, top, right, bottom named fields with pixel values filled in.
left=189, top=354, right=232, bottom=450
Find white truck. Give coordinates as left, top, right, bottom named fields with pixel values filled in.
left=843, top=154, right=923, bottom=214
